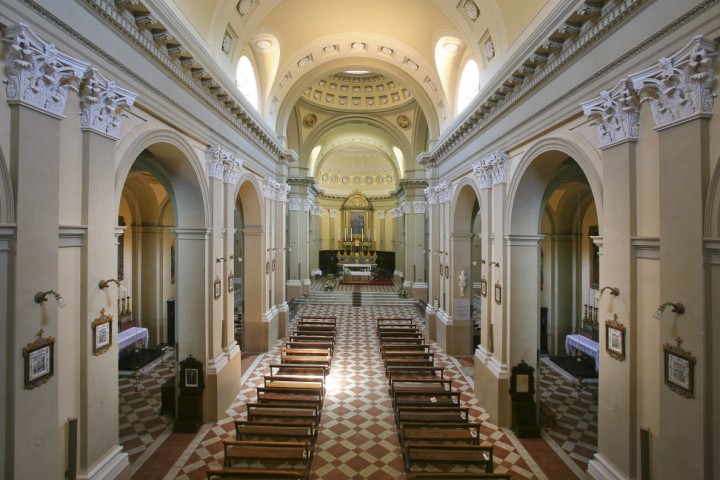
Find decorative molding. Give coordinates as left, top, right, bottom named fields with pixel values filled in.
left=581, top=78, right=639, bottom=146
left=287, top=198, right=301, bottom=211
left=410, top=201, right=427, bottom=214
left=424, top=185, right=438, bottom=205
left=391, top=206, right=404, bottom=218
left=206, top=146, right=244, bottom=184
left=327, top=209, right=337, bottom=218
left=80, top=68, right=137, bottom=138
left=4, top=22, right=89, bottom=117
left=632, top=236, right=660, bottom=260
left=472, top=151, right=509, bottom=189
left=262, top=178, right=291, bottom=201
left=310, top=204, right=324, bottom=216
left=631, top=35, right=717, bottom=129
left=302, top=199, right=312, bottom=212
left=59, top=225, right=87, bottom=248
left=377, top=210, right=386, bottom=219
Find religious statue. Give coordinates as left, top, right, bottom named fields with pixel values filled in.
left=458, top=270, right=467, bottom=297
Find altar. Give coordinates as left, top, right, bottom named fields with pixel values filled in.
left=565, top=334, right=600, bottom=372
left=119, top=326, right=149, bottom=351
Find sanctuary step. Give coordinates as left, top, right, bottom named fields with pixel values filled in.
left=306, top=291, right=418, bottom=306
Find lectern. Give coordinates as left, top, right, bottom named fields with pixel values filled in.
left=174, top=355, right=204, bottom=432
left=510, top=360, right=541, bottom=438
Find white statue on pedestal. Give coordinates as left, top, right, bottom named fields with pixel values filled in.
left=458, top=270, right=467, bottom=297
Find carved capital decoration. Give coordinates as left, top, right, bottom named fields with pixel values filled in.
left=377, top=210, right=387, bottom=219
left=328, top=209, right=337, bottom=218
left=287, top=198, right=301, bottom=211
left=302, top=199, right=312, bottom=212
left=581, top=79, right=639, bottom=146
left=417, top=152, right=437, bottom=168
left=279, top=149, right=298, bottom=165
left=424, top=185, right=438, bottom=205
left=311, top=204, right=324, bottom=216
left=392, top=206, right=404, bottom=218
left=631, top=35, right=717, bottom=128
left=472, top=152, right=509, bottom=189
left=411, top=201, right=427, bottom=214
left=80, top=68, right=137, bottom=139
left=207, top=146, right=244, bottom=184
left=4, top=23, right=89, bottom=117
left=262, top=179, right=290, bottom=201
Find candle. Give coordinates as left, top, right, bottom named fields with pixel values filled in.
left=337, top=228, right=340, bottom=241
left=362, top=228, right=364, bottom=241
left=344, top=228, right=347, bottom=241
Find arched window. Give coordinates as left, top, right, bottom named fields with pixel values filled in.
left=236, top=55, right=258, bottom=110
left=456, top=59, right=479, bottom=115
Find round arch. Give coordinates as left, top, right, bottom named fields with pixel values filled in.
left=234, top=173, right=264, bottom=227
left=451, top=178, right=482, bottom=233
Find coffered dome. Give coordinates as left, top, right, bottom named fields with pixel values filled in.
left=303, top=71, right=414, bottom=112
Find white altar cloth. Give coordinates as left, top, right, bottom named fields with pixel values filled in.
left=119, top=326, right=149, bottom=351
left=349, top=271, right=372, bottom=277
left=565, top=334, right=600, bottom=371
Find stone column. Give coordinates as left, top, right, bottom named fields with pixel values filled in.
left=449, top=232, right=472, bottom=354
left=78, top=67, right=137, bottom=474
left=241, top=226, right=266, bottom=351
left=286, top=178, right=312, bottom=300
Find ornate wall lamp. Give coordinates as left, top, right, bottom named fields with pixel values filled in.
left=653, top=302, right=685, bottom=320
left=489, top=261, right=500, bottom=268
left=34, top=290, right=67, bottom=308
left=98, top=278, right=120, bottom=289
left=594, top=286, right=620, bottom=301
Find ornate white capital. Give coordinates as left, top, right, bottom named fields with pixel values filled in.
left=402, top=202, right=412, bottom=214
left=436, top=182, right=453, bottom=203
left=224, top=155, right=244, bottom=185
left=206, top=146, right=229, bottom=180
left=377, top=210, right=386, bottom=219
left=581, top=78, right=639, bottom=146
left=472, top=152, right=509, bottom=189
left=302, top=199, right=312, bottom=212
left=392, top=207, right=404, bottom=218
left=287, top=198, right=301, bottom=211
left=328, top=209, right=337, bottom=218
left=80, top=68, right=137, bottom=138
left=311, top=204, right=324, bottom=216
left=4, top=23, right=89, bottom=117
left=262, top=179, right=290, bottom=201
left=424, top=185, right=439, bottom=205
left=411, top=201, right=427, bottom=214
left=631, top=35, right=717, bottom=128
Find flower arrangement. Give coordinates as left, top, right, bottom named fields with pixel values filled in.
left=397, top=287, right=409, bottom=298
left=323, top=280, right=335, bottom=291
left=342, top=267, right=351, bottom=277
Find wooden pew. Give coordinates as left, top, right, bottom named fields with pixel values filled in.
left=399, top=422, right=481, bottom=447
left=386, top=366, right=445, bottom=383
left=300, top=315, right=337, bottom=323
left=377, top=326, right=420, bottom=336
left=405, top=473, right=510, bottom=480
left=393, top=391, right=461, bottom=408
left=289, top=334, right=336, bottom=344
left=384, top=355, right=434, bottom=370
left=381, top=343, right=431, bottom=356
left=390, top=378, right=453, bottom=395
left=256, top=386, right=324, bottom=405
left=246, top=403, right=321, bottom=425
left=380, top=336, right=427, bottom=346
left=377, top=317, right=416, bottom=326
left=268, top=364, right=327, bottom=381
left=293, top=325, right=336, bottom=334
left=285, top=340, right=334, bottom=353
left=222, top=440, right=312, bottom=471
left=404, top=444, right=494, bottom=473
left=206, top=467, right=309, bottom=479
left=234, top=421, right=316, bottom=443
left=378, top=331, right=424, bottom=339
left=396, top=406, right=470, bottom=426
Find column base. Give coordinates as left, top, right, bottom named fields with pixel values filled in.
left=474, top=347, right=510, bottom=427
left=277, top=302, right=290, bottom=337
left=588, top=453, right=626, bottom=480
left=425, top=305, right=437, bottom=341
left=204, top=349, right=242, bottom=422
left=76, top=446, right=130, bottom=480
left=286, top=280, right=302, bottom=303
left=244, top=308, right=278, bottom=352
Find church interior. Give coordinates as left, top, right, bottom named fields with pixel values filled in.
left=1, top=0, right=719, bottom=479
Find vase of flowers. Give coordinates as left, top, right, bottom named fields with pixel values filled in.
left=323, top=279, right=335, bottom=291
left=397, top=287, right=409, bottom=298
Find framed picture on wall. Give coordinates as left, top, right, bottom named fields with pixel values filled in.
left=445, top=265, right=449, bottom=279
left=589, top=225, right=599, bottom=289
left=494, top=282, right=502, bottom=305
left=184, top=368, right=199, bottom=387
left=605, top=316, right=625, bottom=361
left=480, top=276, right=488, bottom=297
left=213, top=277, right=221, bottom=299
left=228, top=271, right=234, bottom=292
left=663, top=341, right=695, bottom=398
left=92, top=309, right=113, bottom=356
left=23, top=330, right=55, bottom=390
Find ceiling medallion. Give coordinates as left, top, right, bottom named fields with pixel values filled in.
left=303, top=113, right=317, bottom=128
left=397, top=115, right=411, bottom=129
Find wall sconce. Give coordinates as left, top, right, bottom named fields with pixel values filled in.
left=653, top=302, right=685, bottom=320
left=216, top=257, right=226, bottom=263
left=34, top=290, right=67, bottom=308
left=489, top=261, right=500, bottom=268
left=98, top=278, right=120, bottom=290
left=594, top=286, right=620, bottom=301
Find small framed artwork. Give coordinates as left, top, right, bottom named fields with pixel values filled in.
left=213, top=277, right=221, bottom=299
left=494, top=282, right=502, bottom=305
left=228, top=271, right=234, bottom=292
left=92, top=309, right=113, bottom=356
left=23, top=330, right=55, bottom=390
left=266, top=261, right=270, bottom=275
left=445, top=265, right=449, bottom=279
left=439, top=263, right=443, bottom=276
left=663, top=340, right=695, bottom=398
left=605, top=315, right=625, bottom=361
left=272, top=259, right=276, bottom=272
left=480, top=277, right=488, bottom=297
left=185, top=367, right=199, bottom=387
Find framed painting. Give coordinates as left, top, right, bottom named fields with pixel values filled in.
left=185, top=368, right=199, bottom=387
left=605, top=316, right=625, bottom=361
left=23, top=330, right=55, bottom=390
left=213, top=277, right=222, bottom=299
left=663, top=341, right=695, bottom=398
left=494, top=282, right=502, bottom=305
left=92, top=308, right=113, bottom=356
left=480, top=277, right=488, bottom=297
left=228, top=271, right=234, bottom=292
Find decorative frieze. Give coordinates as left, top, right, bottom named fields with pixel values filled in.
left=472, top=152, right=508, bottom=189
left=262, top=179, right=291, bottom=201
left=631, top=35, right=716, bottom=128
left=81, top=68, right=138, bottom=139
left=4, top=23, right=89, bottom=116
left=581, top=79, right=639, bottom=146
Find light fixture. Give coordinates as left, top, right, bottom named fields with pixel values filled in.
left=34, top=290, right=67, bottom=308
left=594, top=286, right=620, bottom=301
left=98, top=278, right=120, bottom=290
left=255, top=39, right=272, bottom=49
left=443, top=42, right=459, bottom=53
left=653, top=302, right=685, bottom=320
left=216, top=257, right=226, bottom=263
left=489, top=261, right=500, bottom=268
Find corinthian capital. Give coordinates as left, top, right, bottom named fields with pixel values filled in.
left=630, top=35, right=717, bottom=128
left=80, top=68, right=137, bottom=139
left=4, top=23, right=89, bottom=116
left=581, top=79, right=639, bottom=146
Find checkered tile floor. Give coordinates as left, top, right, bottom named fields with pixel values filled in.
left=538, top=356, right=598, bottom=475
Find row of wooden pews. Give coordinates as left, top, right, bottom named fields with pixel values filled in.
left=206, top=316, right=338, bottom=480
left=378, top=317, right=511, bottom=480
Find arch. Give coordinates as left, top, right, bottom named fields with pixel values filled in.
left=451, top=178, right=482, bottom=233
left=0, top=148, right=14, bottom=224
left=274, top=55, right=442, bottom=141
left=236, top=55, right=259, bottom=111
left=234, top=173, right=264, bottom=227
left=705, top=158, right=720, bottom=237
left=506, top=137, right=602, bottom=236
left=116, top=129, right=210, bottom=230
left=456, top=58, right=480, bottom=116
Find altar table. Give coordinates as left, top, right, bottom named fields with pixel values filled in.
left=119, top=326, right=149, bottom=351
left=565, top=334, right=600, bottom=371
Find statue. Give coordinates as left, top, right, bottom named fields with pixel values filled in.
left=458, top=270, right=467, bottom=297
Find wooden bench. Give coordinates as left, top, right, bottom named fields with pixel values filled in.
left=268, top=364, right=327, bottom=380
left=386, top=366, right=445, bottom=383
left=396, top=406, right=470, bottom=426
left=263, top=377, right=325, bottom=392
left=300, top=315, right=337, bottom=323
left=234, top=421, right=316, bottom=443
left=378, top=331, right=424, bottom=339
left=393, top=391, right=461, bottom=408
left=293, top=325, right=336, bottom=334
left=377, top=326, right=420, bottom=336
left=405, top=472, right=510, bottom=480
left=377, top=317, right=416, bottom=326
left=379, top=336, right=427, bottom=346
left=285, top=341, right=334, bottom=353
left=381, top=344, right=431, bottom=356
left=399, top=422, right=480, bottom=447
left=222, top=440, right=312, bottom=470
left=404, top=444, right=494, bottom=472
left=390, top=379, right=453, bottom=395
left=256, top=386, right=324, bottom=405
left=206, top=467, right=309, bottom=479
left=289, top=334, right=336, bottom=344
left=246, top=403, right=321, bottom=425
left=384, top=356, right=434, bottom=370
